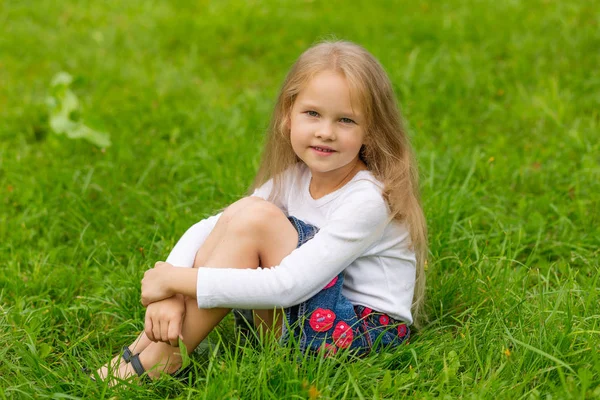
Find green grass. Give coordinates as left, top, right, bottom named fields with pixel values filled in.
left=1, top=0, right=599, bottom=398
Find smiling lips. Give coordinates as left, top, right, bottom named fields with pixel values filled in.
left=311, top=146, right=336, bottom=154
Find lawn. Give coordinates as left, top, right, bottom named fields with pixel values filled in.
left=1, top=0, right=599, bottom=398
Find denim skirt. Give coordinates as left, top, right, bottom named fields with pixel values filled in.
left=281, top=216, right=410, bottom=357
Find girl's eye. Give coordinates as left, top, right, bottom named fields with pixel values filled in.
left=340, top=117, right=355, bottom=124
left=306, top=110, right=319, bottom=117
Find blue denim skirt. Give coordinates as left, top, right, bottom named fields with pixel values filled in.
left=281, top=216, right=410, bottom=357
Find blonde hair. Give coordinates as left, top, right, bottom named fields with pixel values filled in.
left=250, top=40, right=428, bottom=328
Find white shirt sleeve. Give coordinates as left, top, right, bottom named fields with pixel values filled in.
left=194, top=183, right=390, bottom=309
left=250, top=179, right=273, bottom=201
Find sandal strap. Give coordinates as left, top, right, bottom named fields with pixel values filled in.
left=122, top=346, right=133, bottom=363
left=129, top=354, right=146, bottom=377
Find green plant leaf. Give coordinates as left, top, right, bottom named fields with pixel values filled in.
left=46, top=71, right=111, bottom=148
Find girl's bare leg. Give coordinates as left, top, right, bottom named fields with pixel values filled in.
left=97, top=197, right=265, bottom=380
left=116, top=197, right=298, bottom=380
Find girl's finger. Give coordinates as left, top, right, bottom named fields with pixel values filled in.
left=153, top=319, right=162, bottom=344
left=145, top=314, right=154, bottom=342
left=161, top=318, right=169, bottom=343
left=167, top=315, right=182, bottom=347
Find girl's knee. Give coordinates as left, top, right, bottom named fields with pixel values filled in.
left=227, top=199, right=287, bottom=235
left=221, top=196, right=263, bottom=221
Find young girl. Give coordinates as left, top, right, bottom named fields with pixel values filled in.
left=97, top=40, right=427, bottom=381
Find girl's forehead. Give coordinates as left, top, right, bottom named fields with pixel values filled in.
left=295, top=71, right=365, bottom=115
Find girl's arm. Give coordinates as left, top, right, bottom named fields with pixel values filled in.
left=193, top=183, right=407, bottom=310
left=140, top=178, right=282, bottom=305
left=141, top=263, right=197, bottom=305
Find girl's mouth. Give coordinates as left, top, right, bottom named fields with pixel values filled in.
left=311, top=146, right=336, bottom=154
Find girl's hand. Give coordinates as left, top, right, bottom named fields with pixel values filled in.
left=144, top=294, right=186, bottom=346
left=141, top=261, right=174, bottom=306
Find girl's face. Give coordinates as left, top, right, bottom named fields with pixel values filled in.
left=289, top=70, right=365, bottom=177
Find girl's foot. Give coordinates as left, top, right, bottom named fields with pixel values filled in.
left=96, top=333, right=152, bottom=381
left=96, top=352, right=125, bottom=382
left=100, top=341, right=183, bottom=384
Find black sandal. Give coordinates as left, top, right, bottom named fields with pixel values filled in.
left=121, top=346, right=134, bottom=363
left=87, top=346, right=136, bottom=382
left=129, top=353, right=152, bottom=383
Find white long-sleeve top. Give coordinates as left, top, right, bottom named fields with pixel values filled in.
left=166, top=163, right=416, bottom=323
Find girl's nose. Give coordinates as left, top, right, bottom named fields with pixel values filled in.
left=316, top=121, right=335, bottom=140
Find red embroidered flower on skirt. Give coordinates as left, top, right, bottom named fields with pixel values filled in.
left=309, top=308, right=336, bottom=332
left=360, top=307, right=372, bottom=319
left=332, top=321, right=354, bottom=349
left=379, top=315, right=390, bottom=325
left=397, top=323, right=408, bottom=338
left=318, top=343, right=338, bottom=358
left=323, top=275, right=338, bottom=289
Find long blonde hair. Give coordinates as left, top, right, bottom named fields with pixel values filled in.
left=250, top=40, right=428, bottom=328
